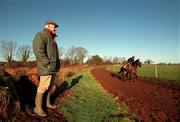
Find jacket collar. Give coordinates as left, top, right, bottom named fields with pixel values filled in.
left=43, top=28, right=57, bottom=37
left=44, top=28, right=57, bottom=43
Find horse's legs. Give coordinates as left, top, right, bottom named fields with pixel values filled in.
left=119, top=67, right=124, bottom=73
left=131, top=73, right=137, bottom=81
left=128, top=73, right=131, bottom=80
left=119, top=67, right=126, bottom=79
left=135, top=73, right=137, bottom=80
left=122, top=71, right=124, bottom=80
left=125, top=72, right=128, bottom=78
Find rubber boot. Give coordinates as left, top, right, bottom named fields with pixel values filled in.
left=34, top=93, right=47, bottom=117
left=46, top=92, right=57, bottom=109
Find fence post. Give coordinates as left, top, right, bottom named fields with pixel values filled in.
left=155, top=64, right=158, bottom=78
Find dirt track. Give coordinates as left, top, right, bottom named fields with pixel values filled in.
left=91, top=67, right=180, bottom=122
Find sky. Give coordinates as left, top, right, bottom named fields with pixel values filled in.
left=0, top=0, right=179, bottom=63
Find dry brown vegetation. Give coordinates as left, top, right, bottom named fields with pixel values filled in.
left=0, top=63, right=88, bottom=121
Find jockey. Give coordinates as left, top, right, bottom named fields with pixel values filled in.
left=127, top=56, right=135, bottom=65
left=123, top=56, right=135, bottom=69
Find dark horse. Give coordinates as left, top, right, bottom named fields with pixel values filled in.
left=119, top=59, right=141, bottom=80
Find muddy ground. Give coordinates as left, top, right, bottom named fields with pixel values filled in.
left=91, top=67, right=180, bottom=122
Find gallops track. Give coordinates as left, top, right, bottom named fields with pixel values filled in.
left=91, top=67, right=180, bottom=122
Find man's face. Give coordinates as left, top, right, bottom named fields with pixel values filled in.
left=48, top=24, right=57, bottom=34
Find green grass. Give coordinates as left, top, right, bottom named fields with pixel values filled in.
left=108, top=64, right=180, bottom=83
left=58, top=68, right=134, bottom=122
left=138, top=65, right=180, bottom=81
left=106, top=64, right=122, bottom=73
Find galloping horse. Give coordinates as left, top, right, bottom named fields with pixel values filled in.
left=119, top=59, right=141, bottom=80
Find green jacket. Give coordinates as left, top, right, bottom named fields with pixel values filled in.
left=32, top=30, right=60, bottom=76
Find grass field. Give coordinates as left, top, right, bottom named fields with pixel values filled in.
left=57, top=67, right=135, bottom=122
left=138, top=64, right=180, bottom=81
left=107, top=64, right=180, bottom=83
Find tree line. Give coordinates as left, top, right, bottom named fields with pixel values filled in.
left=0, top=40, right=154, bottom=67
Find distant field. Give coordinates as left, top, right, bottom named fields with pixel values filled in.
left=107, top=64, right=180, bottom=83
left=137, top=64, right=180, bottom=82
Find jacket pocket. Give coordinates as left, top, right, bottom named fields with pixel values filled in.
left=48, top=61, right=56, bottom=72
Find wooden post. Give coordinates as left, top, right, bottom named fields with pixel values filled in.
left=155, top=64, right=158, bottom=78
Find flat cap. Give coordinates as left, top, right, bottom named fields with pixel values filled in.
left=45, top=20, right=59, bottom=27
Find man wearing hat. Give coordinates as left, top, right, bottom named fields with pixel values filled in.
left=32, top=20, right=60, bottom=117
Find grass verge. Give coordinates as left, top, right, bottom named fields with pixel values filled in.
left=57, top=67, right=134, bottom=122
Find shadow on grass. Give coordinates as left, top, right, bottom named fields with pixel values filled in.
left=52, top=75, right=83, bottom=102
left=69, top=75, right=83, bottom=89
left=109, top=113, right=139, bottom=122
left=110, top=113, right=125, bottom=118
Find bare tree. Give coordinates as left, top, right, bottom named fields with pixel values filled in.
left=74, top=47, right=88, bottom=64
left=144, top=59, right=153, bottom=65
left=0, top=40, right=17, bottom=63
left=58, top=46, right=65, bottom=59
left=119, top=57, right=126, bottom=64
left=112, top=56, right=120, bottom=64
left=17, top=45, right=31, bottom=63
left=65, top=46, right=88, bottom=64
left=103, top=56, right=113, bottom=64
left=65, top=46, right=76, bottom=64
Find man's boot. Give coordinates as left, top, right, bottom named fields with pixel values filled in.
left=46, top=92, right=57, bottom=109
left=34, top=93, right=47, bottom=117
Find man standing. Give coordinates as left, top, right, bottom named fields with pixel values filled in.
left=32, top=20, right=60, bottom=117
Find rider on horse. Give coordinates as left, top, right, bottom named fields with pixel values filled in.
left=123, top=56, right=135, bottom=70
left=127, top=56, right=135, bottom=65
left=120, top=57, right=141, bottom=80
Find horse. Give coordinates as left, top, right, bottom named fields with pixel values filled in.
left=119, top=59, right=141, bottom=80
